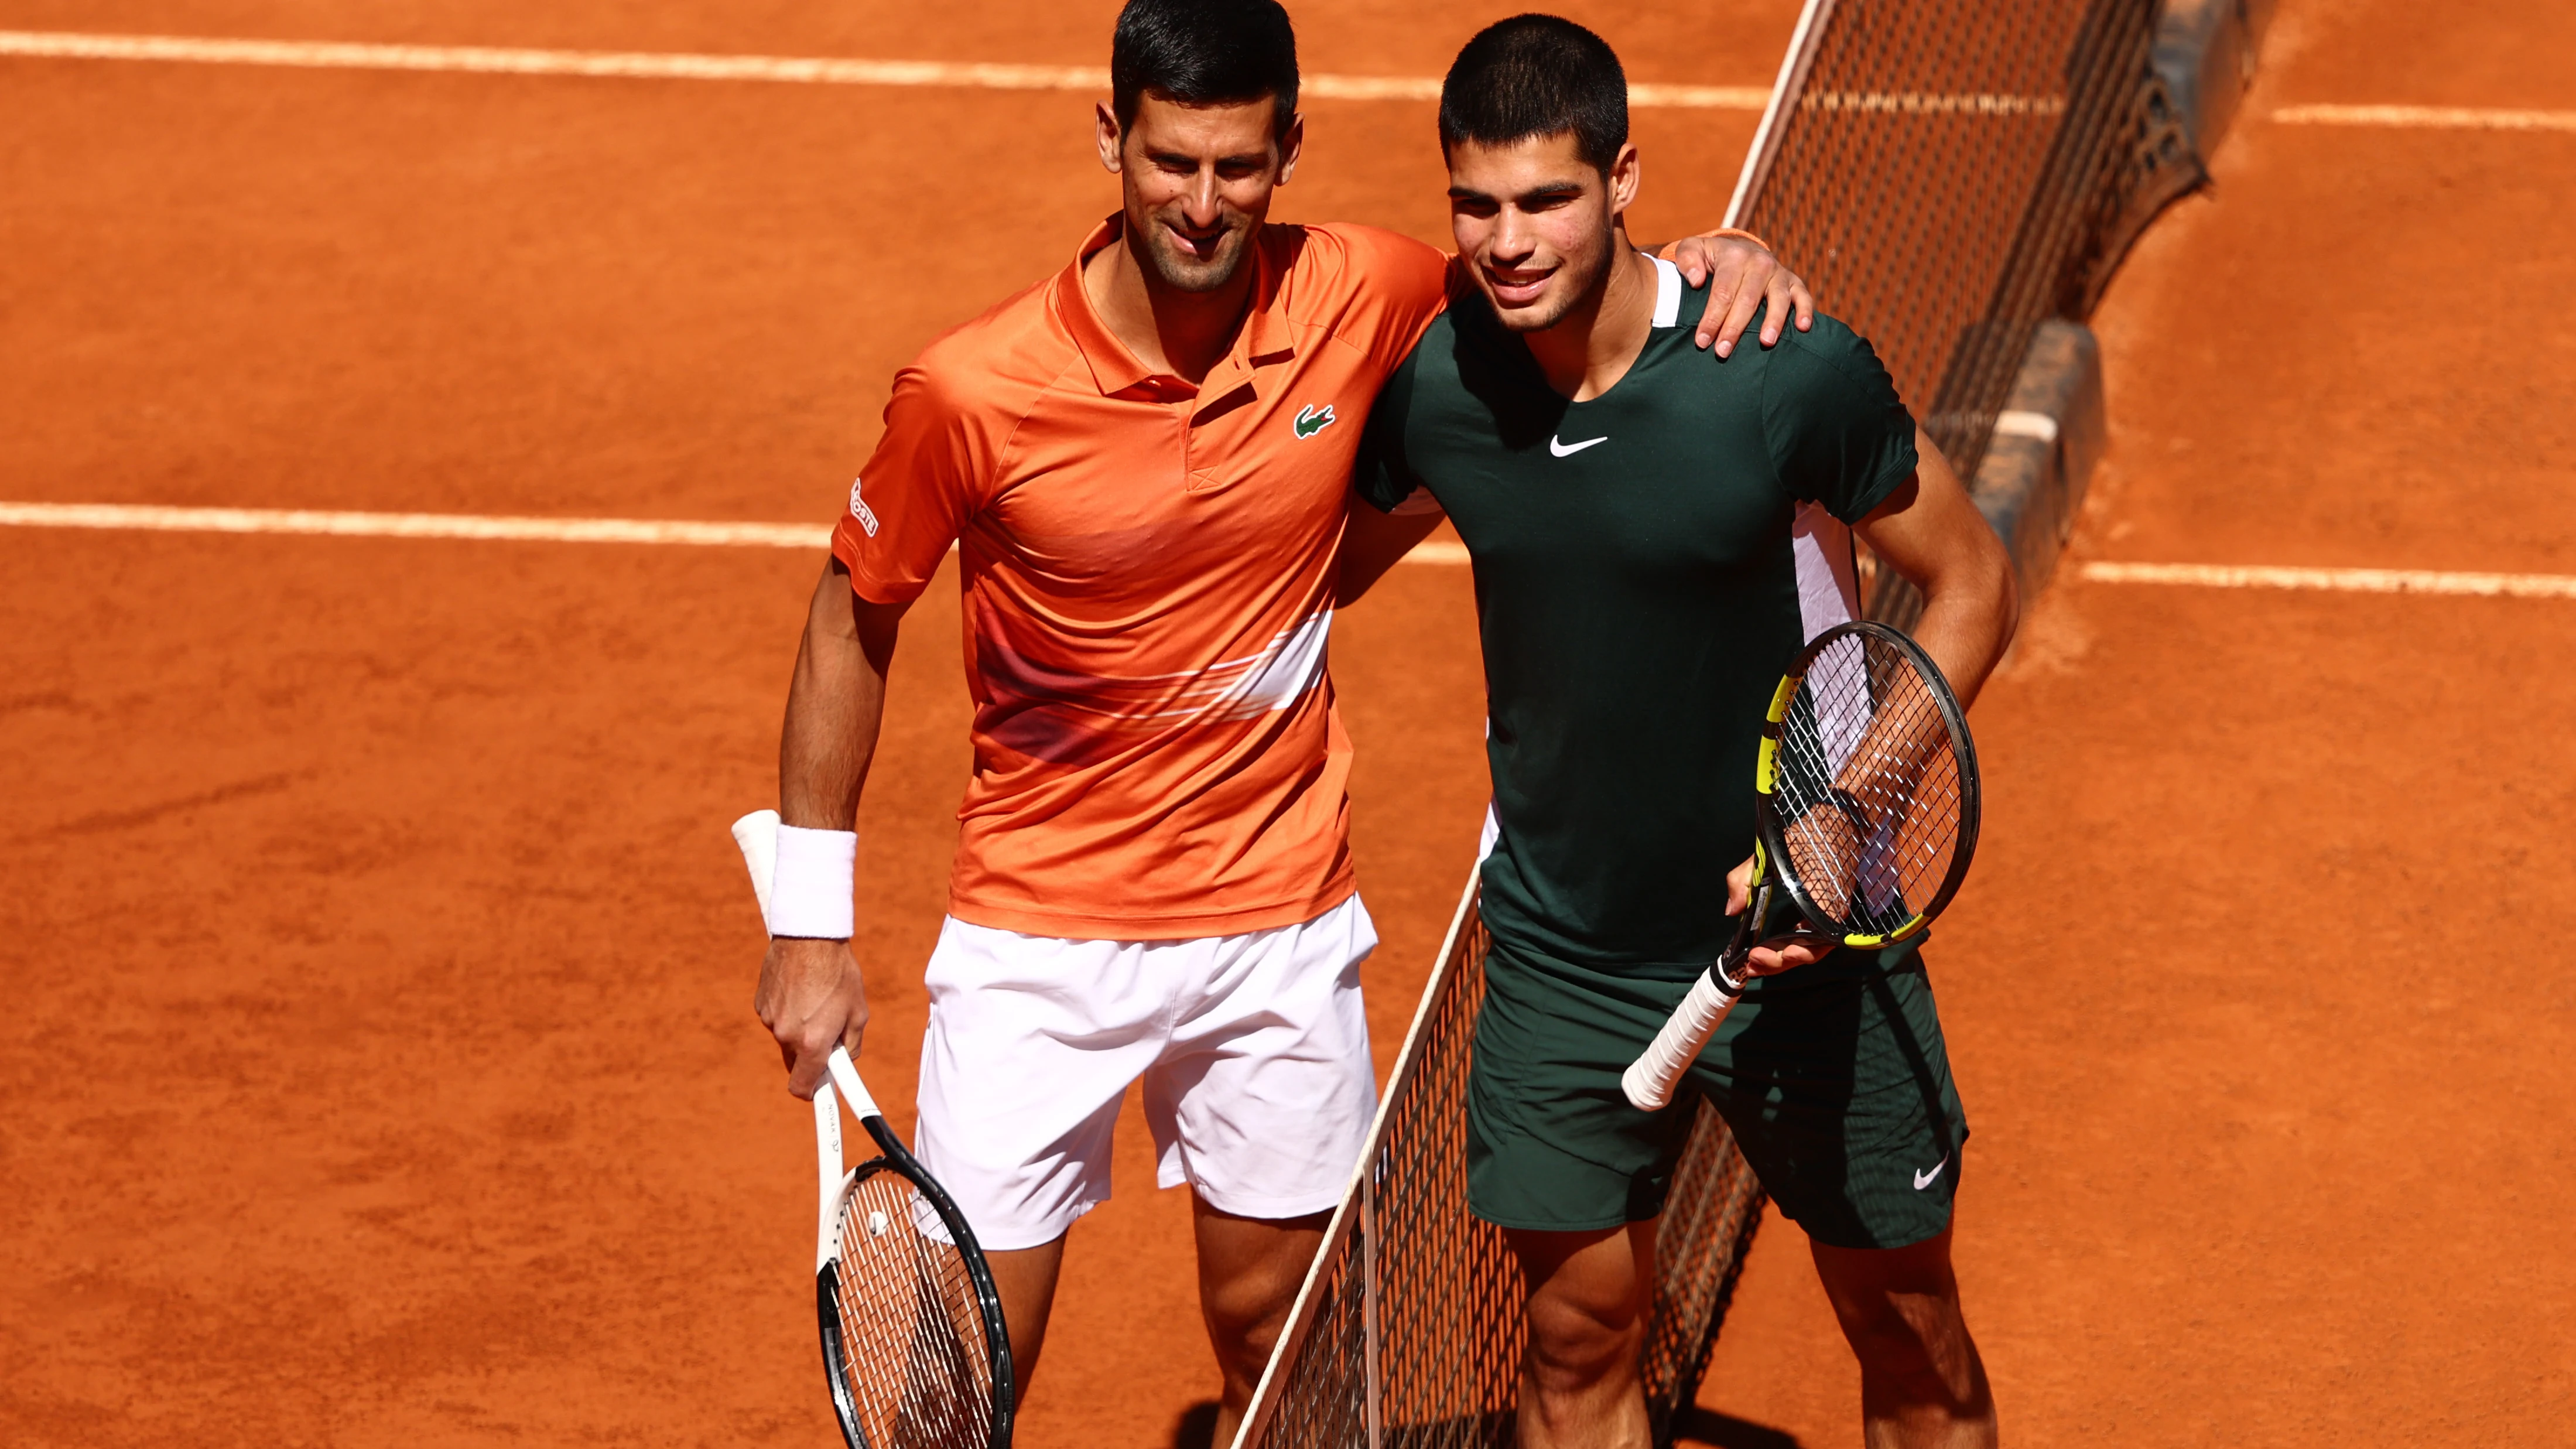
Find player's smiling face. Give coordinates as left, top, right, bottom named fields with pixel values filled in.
left=1099, top=91, right=1302, bottom=295
left=1445, top=131, right=1640, bottom=333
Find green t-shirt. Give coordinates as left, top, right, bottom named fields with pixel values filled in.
left=1356, top=257, right=1918, bottom=974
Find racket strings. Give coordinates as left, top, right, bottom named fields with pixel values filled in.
left=1772, top=633, right=1965, bottom=935
left=831, top=1170, right=998, bottom=1448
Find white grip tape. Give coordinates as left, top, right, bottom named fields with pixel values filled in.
left=1621, top=971, right=1741, bottom=1110
left=813, top=1081, right=845, bottom=1273
left=825, top=1045, right=880, bottom=1120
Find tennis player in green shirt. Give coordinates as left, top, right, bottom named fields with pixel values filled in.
left=1343, top=17, right=2019, bottom=1448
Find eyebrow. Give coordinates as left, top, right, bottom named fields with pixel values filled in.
left=1148, top=148, right=1273, bottom=168
left=1447, top=180, right=1591, bottom=203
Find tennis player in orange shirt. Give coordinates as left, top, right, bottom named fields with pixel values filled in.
left=749, top=1, right=1812, bottom=1437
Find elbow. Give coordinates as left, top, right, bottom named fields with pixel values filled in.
left=1990, top=549, right=2023, bottom=662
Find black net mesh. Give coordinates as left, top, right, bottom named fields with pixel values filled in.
left=1735, top=0, right=2178, bottom=626
left=825, top=1167, right=1002, bottom=1449
left=1243, top=902, right=1766, bottom=1449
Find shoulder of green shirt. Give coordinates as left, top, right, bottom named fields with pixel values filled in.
left=1754, top=310, right=1922, bottom=524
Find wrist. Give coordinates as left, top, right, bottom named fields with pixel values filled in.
left=769, top=823, right=857, bottom=939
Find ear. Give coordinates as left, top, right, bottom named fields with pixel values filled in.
left=1607, top=141, right=1642, bottom=218
left=1276, top=111, right=1306, bottom=188
left=1095, top=101, right=1124, bottom=174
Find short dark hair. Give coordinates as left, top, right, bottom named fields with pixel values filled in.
left=1112, top=0, right=1301, bottom=143
left=1438, top=14, right=1629, bottom=172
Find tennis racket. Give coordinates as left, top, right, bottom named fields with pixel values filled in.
left=1621, top=621, right=1980, bottom=1110
left=731, top=810, right=1015, bottom=1449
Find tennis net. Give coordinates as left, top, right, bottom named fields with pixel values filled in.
left=1236, top=878, right=1767, bottom=1449
left=1732, top=0, right=2183, bottom=626
left=1236, top=3, right=2185, bottom=1444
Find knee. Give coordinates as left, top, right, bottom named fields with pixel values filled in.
left=1838, top=1287, right=1987, bottom=1410
left=1199, top=1272, right=1284, bottom=1357
left=1840, top=1290, right=1948, bottom=1375
left=1523, top=1280, right=1644, bottom=1392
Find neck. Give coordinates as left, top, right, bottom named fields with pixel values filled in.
left=1082, top=221, right=1258, bottom=385
left=1521, top=236, right=1656, bottom=403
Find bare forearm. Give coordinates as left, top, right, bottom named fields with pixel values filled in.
left=779, top=560, right=900, bottom=829
left=1336, top=502, right=1445, bottom=608
left=1909, top=560, right=2016, bottom=710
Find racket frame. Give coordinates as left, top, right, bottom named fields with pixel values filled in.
left=813, top=1049, right=1017, bottom=1449
left=1753, top=620, right=1981, bottom=951
left=1620, top=621, right=1979, bottom=1112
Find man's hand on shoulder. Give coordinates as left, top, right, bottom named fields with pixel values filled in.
left=754, top=937, right=871, bottom=1100
left=1661, top=230, right=1818, bottom=358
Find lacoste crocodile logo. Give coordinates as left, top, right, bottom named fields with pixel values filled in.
left=1294, top=404, right=1337, bottom=439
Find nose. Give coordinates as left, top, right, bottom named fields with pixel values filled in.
left=1491, top=204, right=1538, bottom=265
left=1181, top=169, right=1224, bottom=230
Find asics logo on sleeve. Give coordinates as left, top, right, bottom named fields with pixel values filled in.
left=1293, top=404, right=1337, bottom=439
left=848, top=477, right=880, bottom=538
left=1913, top=1155, right=1949, bottom=1191
left=1549, top=433, right=1608, bottom=457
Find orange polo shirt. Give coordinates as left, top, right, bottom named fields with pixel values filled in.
left=831, top=217, right=1449, bottom=940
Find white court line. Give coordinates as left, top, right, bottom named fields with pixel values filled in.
left=0, top=501, right=831, bottom=548
left=32, top=507, right=2561, bottom=591
left=2271, top=102, right=2576, bottom=132
left=0, top=500, right=1482, bottom=564
left=2081, top=561, right=2576, bottom=599
left=0, top=29, right=1767, bottom=108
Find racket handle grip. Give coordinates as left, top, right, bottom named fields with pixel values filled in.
left=1623, top=970, right=1742, bottom=1110
left=825, top=1045, right=880, bottom=1120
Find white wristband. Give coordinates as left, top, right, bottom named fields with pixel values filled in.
left=768, top=825, right=857, bottom=939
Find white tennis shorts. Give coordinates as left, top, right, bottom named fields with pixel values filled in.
left=912, top=894, right=1380, bottom=1251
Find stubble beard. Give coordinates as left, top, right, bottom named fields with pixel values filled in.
left=1487, top=226, right=1616, bottom=335
left=1133, top=207, right=1255, bottom=296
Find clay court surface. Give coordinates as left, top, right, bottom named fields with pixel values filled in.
left=4, top=0, right=2571, bottom=1443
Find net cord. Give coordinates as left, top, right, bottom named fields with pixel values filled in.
left=1227, top=866, right=1486, bottom=1449
left=1722, top=0, right=1839, bottom=228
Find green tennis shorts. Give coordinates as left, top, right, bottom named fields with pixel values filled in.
left=1465, top=937, right=1969, bottom=1250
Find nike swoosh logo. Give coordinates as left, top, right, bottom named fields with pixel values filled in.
left=1549, top=434, right=1607, bottom=457
left=1913, top=1156, right=1949, bottom=1191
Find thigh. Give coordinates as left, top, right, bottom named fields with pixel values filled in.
left=1148, top=894, right=1381, bottom=1220
left=912, top=917, right=1164, bottom=1250
left=1696, top=960, right=1969, bottom=1250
